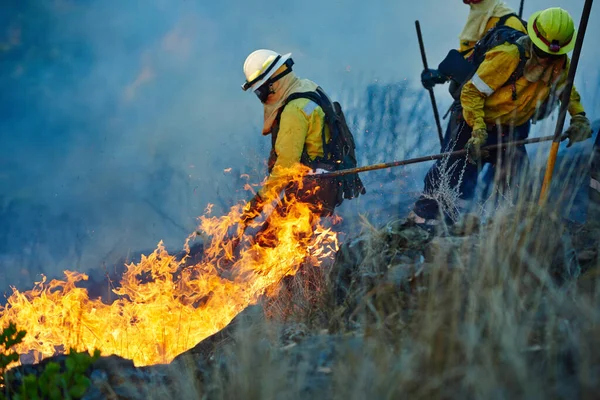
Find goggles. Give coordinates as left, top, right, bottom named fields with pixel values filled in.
left=463, top=0, right=483, bottom=4
left=252, top=58, right=295, bottom=103
left=254, top=84, right=271, bottom=103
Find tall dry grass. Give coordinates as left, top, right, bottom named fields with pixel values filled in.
left=121, top=134, right=600, bottom=400
left=9, top=82, right=596, bottom=400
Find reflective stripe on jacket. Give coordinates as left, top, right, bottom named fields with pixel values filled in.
left=461, top=43, right=585, bottom=131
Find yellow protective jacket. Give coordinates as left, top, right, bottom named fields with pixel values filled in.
left=461, top=43, right=585, bottom=131
left=259, top=98, right=330, bottom=200
left=459, top=15, right=526, bottom=56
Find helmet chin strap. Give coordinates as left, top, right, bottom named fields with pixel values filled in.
left=267, top=58, right=295, bottom=85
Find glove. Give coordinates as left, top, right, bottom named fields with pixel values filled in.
left=240, top=194, right=264, bottom=226
left=421, top=68, right=448, bottom=90
left=561, top=113, right=592, bottom=148
left=466, top=128, right=488, bottom=164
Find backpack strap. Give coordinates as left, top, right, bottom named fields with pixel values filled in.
left=271, top=88, right=334, bottom=169
left=496, top=13, right=528, bottom=31
left=459, top=13, right=525, bottom=57
left=470, top=25, right=528, bottom=101
left=495, top=13, right=517, bottom=28
left=314, top=87, right=339, bottom=160
left=507, top=42, right=528, bottom=100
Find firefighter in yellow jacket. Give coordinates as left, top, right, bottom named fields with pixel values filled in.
left=412, top=7, right=592, bottom=224
left=461, top=7, right=590, bottom=159
left=416, top=0, right=527, bottom=214
left=421, top=0, right=526, bottom=90
left=238, top=49, right=345, bottom=225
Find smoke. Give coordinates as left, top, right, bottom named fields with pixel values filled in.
left=1, top=0, right=598, bottom=294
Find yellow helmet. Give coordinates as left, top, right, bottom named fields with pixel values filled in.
left=528, top=8, right=576, bottom=55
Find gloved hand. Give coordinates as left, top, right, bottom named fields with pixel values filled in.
left=240, top=193, right=264, bottom=226
left=466, top=128, right=488, bottom=164
left=561, top=113, right=592, bottom=148
left=421, top=68, right=448, bottom=90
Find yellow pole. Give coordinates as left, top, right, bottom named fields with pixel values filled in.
left=538, top=142, right=559, bottom=205
left=538, top=0, right=593, bottom=205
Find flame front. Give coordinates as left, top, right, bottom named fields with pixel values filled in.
left=0, top=167, right=339, bottom=366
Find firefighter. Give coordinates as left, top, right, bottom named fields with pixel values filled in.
left=421, top=0, right=528, bottom=202
left=411, top=7, right=592, bottom=224
left=238, top=49, right=364, bottom=229
left=421, top=0, right=526, bottom=91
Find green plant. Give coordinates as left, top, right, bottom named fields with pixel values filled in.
left=13, top=348, right=101, bottom=400
left=1, top=323, right=100, bottom=400
left=1, top=322, right=27, bottom=390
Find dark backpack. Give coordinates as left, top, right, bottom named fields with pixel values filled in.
left=440, top=15, right=528, bottom=100
left=272, top=87, right=366, bottom=205
left=460, top=13, right=527, bottom=56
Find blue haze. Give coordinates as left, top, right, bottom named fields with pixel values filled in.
left=0, top=0, right=598, bottom=294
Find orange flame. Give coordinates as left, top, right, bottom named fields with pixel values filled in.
left=0, top=166, right=338, bottom=366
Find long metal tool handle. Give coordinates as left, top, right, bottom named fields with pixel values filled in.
left=415, top=20, right=444, bottom=147
left=539, top=0, right=594, bottom=205
left=518, top=0, right=525, bottom=19
left=312, top=135, right=554, bottom=179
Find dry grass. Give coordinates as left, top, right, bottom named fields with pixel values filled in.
left=72, top=174, right=600, bottom=400
left=37, top=130, right=592, bottom=400
left=14, top=83, right=593, bottom=399
left=155, top=146, right=600, bottom=400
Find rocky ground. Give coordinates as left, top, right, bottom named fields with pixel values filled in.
left=7, top=204, right=600, bottom=399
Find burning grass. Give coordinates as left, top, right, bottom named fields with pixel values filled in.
left=2, top=140, right=600, bottom=398
left=0, top=165, right=339, bottom=367
left=189, top=151, right=600, bottom=399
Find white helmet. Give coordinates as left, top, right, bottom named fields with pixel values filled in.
left=241, top=49, right=293, bottom=92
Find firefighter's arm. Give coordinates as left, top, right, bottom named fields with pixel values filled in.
left=555, top=59, right=585, bottom=116
left=568, top=85, right=585, bottom=116
left=461, top=44, right=521, bottom=130
left=561, top=85, right=591, bottom=147
left=258, top=104, right=308, bottom=201
left=555, top=60, right=591, bottom=147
